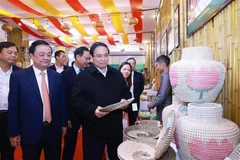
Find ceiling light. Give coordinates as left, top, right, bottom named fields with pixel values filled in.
left=108, top=15, right=110, bottom=23
left=124, top=13, right=127, bottom=21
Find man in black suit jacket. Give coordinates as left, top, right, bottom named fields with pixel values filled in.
left=0, top=42, right=21, bottom=160
left=71, top=42, right=131, bottom=160
left=61, top=46, right=90, bottom=160
left=8, top=40, right=67, bottom=160
left=48, top=50, right=69, bottom=73
left=126, top=57, right=144, bottom=125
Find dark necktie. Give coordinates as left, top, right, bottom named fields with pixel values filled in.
left=79, top=68, right=84, bottom=73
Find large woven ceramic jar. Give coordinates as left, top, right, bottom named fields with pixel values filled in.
left=162, top=96, right=187, bottom=127
left=169, top=46, right=226, bottom=102
left=175, top=103, right=240, bottom=160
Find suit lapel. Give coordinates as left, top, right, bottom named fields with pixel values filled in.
left=47, top=70, right=54, bottom=99
left=134, top=71, right=138, bottom=86
left=26, top=67, right=42, bottom=101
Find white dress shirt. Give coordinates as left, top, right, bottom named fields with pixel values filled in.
left=130, top=71, right=134, bottom=97
left=95, top=65, right=107, bottom=77
left=55, top=64, right=64, bottom=73
left=0, top=66, right=12, bottom=110
left=32, top=65, right=49, bottom=121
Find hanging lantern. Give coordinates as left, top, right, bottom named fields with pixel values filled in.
left=1, top=23, right=13, bottom=32
left=128, top=17, right=138, bottom=25
left=95, top=21, right=104, bottom=28
left=61, top=23, right=71, bottom=31
left=37, top=25, right=46, bottom=32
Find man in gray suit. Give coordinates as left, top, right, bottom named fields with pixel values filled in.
left=147, top=55, right=172, bottom=122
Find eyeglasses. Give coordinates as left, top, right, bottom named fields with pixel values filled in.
left=93, top=54, right=109, bottom=59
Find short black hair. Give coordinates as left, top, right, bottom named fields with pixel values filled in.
left=126, top=57, right=136, bottom=63
left=54, top=50, right=65, bottom=58
left=0, top=42, right=18, bottom=52
left=74, top=46, right=89, bottom=59
left=29, top=40, right=52, bottom=55
left=155, top=55, right=170, bottom=66
left=90, top=42, right=109, bottom=56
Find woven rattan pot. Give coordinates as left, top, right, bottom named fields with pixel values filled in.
left=118, top=111, right=176, bottom=160
left=169, top=46, right=226, bottom=103
left=118, top=139, right=176, bottom=160
left=124, top=124, right=161, bottom=140
left=176, top=103, right=240, bottom=160
left=228, top=142, right=240, bottom=160
left=162, top=96, right=186, bottom=127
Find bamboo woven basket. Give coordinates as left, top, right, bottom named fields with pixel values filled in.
left=169, top=46, right=226, bottom=103
left=124, top=124, right=161, bottom=140
left=135, top=120, right=162, bottom=128
left=118, top=110, right=176, bottom=160
left=176, top=103, right=240, bottom=160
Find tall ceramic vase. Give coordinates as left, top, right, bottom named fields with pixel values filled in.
left=175, top=103, right=240, bottom=160
left=169, top=46, right=226, bottom=103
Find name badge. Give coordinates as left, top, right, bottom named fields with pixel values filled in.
left=132, top=103, right=138, bottom=111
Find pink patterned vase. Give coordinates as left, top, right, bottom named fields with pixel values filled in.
left=162, top=96, right=187, bottom=127
left=169, top=46, right=226, bottom=102
left=175, top=103, right=240, bottom=160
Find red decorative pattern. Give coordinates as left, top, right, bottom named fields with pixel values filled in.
left=11, top=18, right=43, bottom=39
left=66, top=0, right=108, bottom=36
left=48, top=17, right=72, bottom=35
left=185, top=66, right=220, bottom=99
left=188, top=137, right=233, bottom=160
left=136, top=33, right=142, bottom=43
left=107, top=35, right=116, bottom=46
left=53, top=38, right=72, bottom=48
left=7, top=0, right=45, bottom=16
left=79, top=36, right=89, bottom=45
left=169, top=66, right=178, bottom=88
left=130, top=0, right=143, bottom=43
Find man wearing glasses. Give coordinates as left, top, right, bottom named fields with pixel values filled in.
left=71, top=42, right=131, bottom=160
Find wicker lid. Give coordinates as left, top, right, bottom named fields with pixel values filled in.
left=124, top=124, right=161, bottom=139
left=136, top=120, right=162, bottom=128
left=119, top=110, right=176, bottom=159
left=99, top=98, right=134, bottom=112
left=117, top=138, right=176, bottom=160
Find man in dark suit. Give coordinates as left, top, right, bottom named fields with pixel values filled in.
left=148, top=55, right=172, bottom=122
left=126, top=57, right=144, bottom=125
left=48, top=50, right=68, bottom=73
left=8, top=40, right=67, bottom=160
left=71, top=42, right=131, bottom=160
left=61, top=46, right=90, bottom=160
left=0, top=42, right=21, bottom=160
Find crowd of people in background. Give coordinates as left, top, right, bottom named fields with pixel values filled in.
left=0, top=40, right=172, bottom=160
